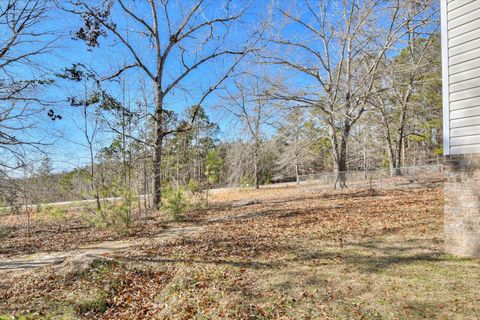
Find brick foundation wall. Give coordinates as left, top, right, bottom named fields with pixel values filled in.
left=444, top=154, right=480, bottom=257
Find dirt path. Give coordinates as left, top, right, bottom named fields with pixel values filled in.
left=0, top=199, right=276, bottom=275
left=0, top=225, right=203, bottom=273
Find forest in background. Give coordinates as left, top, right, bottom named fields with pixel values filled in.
left=1, top=0, right=441, bottom=210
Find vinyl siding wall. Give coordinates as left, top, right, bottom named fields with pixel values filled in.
left=445, top=0, right=480, bottom=155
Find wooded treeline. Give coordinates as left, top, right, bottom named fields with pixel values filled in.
left=0, top=0, right=441, bottom=209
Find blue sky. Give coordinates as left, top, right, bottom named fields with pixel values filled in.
left=2, top=0, right=439, bottom=173
left=32, top=0, right=263, bottom=171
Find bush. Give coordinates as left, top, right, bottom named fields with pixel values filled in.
left=83, top=191, right=137, bottom=232
left=84, top=203, right=132, bottom=232
left=187, top=179, right=203, bottom=194
left=38, top=205, right=67, bottom=221
left=162, top=187, right=189, bottom=221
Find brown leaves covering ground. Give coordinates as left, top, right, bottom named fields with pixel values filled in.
left=0, top=210, right=167, bottom=257
left=1, top=187, right=480, bottom=319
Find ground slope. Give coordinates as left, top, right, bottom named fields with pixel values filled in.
left=1, top=187, right=479, bottom=319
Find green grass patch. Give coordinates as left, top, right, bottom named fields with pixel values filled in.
left=74, top=290, right=108, bottom=315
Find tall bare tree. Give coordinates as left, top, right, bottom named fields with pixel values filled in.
left=222, top=74, right=278, bottom=189
left=1, top=0, right=58, bottom=170
left=66, top=69, right=103, bottom=210
left=373, top=16, right=440, bottom=176
left=275, top=107, right=313, bottom=184
left=265, top=0, right=437, bottom=188
left=60, top=0, right=259, bottom=207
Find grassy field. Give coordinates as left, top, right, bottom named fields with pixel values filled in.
left=1, top=186, right=479, bottom=319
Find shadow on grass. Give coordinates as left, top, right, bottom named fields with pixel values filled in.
left=0, top=259, right=64, bottom=270
left=179, top=188, right=402, bottom=225
left=290, top=239, right=474, bottom=274
left=121, top=256, right=281, bottom=270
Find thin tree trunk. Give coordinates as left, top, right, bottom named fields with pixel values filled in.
left=392, top=107, right=407, bottom=176
left=153, top=136, right=163, bottom=208
left=379, top=105, right=403, bottom=177
left=253, top=149, right=259, bottom=189
left=143, top=156, right=149, bottom=223
left=295, top=162, right=300, bottom=185
left=153, top=85, right=164, bottom=208
left=89, top=145, right=101, bottom=211
left=23, top=171, right=30, bottom=238
left=363, top=143, right=368, bottom=179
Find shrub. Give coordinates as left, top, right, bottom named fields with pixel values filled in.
left=38, top=205, right=67, bottom=221
left=84, top=203, right=132, bottom=233
left=187, top=179, right=203, bottom=194
left=83, top=190, right=137, bottom=233
left=162, top=187, right=189, bottom=221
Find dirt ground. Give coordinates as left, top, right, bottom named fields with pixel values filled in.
left=1, top=186, right=479, bottom=319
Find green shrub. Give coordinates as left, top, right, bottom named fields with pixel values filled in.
left=38, top=205, right=67, bottom=221
left=162, top=187, right=189, bottom=221
left=84, top=203, right=132, bottom=232
left=83, top=190, right=137, bottom=232
left=187, top=179, right=203, bottom=194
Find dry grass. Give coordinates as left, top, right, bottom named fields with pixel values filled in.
left=1, top=186, right=479, bottom=319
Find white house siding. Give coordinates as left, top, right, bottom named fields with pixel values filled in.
left=444, top=0, right=480, bottom=155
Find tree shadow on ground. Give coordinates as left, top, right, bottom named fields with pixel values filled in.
left=121, top=256, right=281, bottom=270
left=290, top=239, right=472, bottom=274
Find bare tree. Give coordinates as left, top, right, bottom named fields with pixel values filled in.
left=265, top=0, right=437, bottom=188
left=60, top=0, right=259, bottom=208
left=77, top=84, right=102, bottom=211
left=372, top=7, right=440, bottom=176
left=56, top=64, right=104, bottom=210
left=222, top=74, right=278, bottom=189
left=275, top=107, right=313, bottom=184
left=1, top=0, right=58, bottom=170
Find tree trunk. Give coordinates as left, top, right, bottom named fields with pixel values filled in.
left=363, top=142, right=369, bottom=179
left=143, top=156, right=149, bottom=223
left=393, top=145, right=402, bottom=176
left=153, top=133, right=163, bottom=208
left=89, top=146, right=101, bottom=211
left=295, top=162, right=300, bottom=185
left=386, top=142, right=398, bottom=177
left=153, top=86, right=164, bottom=208
left=334, top=140, right=348, bottom=189
left=380, top=108, right=403, bottom=177
left=253, top=150, right=259, bottom=189
left=392, top=108, right=407, bottom=176
left=331, top=123, right=349, bottom=190
left=253, top=136, right=260, bottom=189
